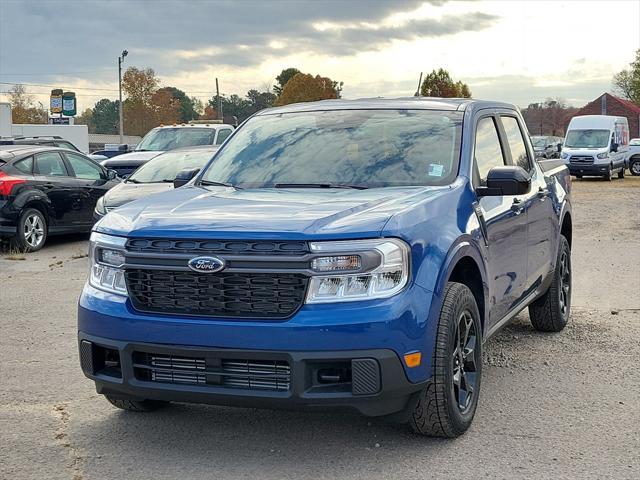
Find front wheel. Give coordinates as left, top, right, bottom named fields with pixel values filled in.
left=618, top=166, right=625, bottom=179
left=529, top=235, right=571, bottom=332
left=410, top=282, right=482, bottom=437
left=630, top=158, right=640, bottom=176
left=604, top=164, right=613, bottom=181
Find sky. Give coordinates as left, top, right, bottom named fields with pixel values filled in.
left=0, top=0, right=639, bottom=113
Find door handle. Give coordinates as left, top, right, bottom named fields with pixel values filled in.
left=511, top=198, right=524, bottom=215
left=537, top=187, right=550, bottom=199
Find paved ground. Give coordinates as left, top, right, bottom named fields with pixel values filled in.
left=1, top=176, right=639, bottom=480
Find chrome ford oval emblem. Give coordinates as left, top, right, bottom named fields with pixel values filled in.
left=188, top=256, right=225, bottom=273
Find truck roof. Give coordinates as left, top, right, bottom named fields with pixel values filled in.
left=259, top=97, right=517, bottom=115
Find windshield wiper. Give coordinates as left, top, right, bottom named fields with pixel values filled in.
left=274, top=183, right=369, bottom=190
left=200, top=180, right=242, bottom=189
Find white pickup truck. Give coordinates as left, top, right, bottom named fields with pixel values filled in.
left=629, top=138, right=640, bottom=176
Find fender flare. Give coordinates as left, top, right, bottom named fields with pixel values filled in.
left=424, top=236, right=489, bottom=335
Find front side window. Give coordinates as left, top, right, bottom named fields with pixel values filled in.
left=199, top=109, right=463, bottom=188
left=474, top=117, right=505, bottom=184
left=215, top=129, right=232, bottom=145
left=564, top=129, right=610, bottom=148
left=65, top=153, right=103, bottom=180
left=501, top=116, right=532, bottom=171
left=35, top=152, right=68, bottom=177
left=136, top=128, right=216, bottom=151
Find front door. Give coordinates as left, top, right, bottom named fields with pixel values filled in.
left=473, top=115, right=528, bottom=328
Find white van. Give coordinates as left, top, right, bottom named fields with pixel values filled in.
left=561, top=115, right=629, bottom=180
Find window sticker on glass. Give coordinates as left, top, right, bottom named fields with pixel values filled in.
left=428, top=164, right=444, bottom=177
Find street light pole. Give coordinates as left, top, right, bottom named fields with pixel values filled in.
left=118, top=50, right=128, bottom=144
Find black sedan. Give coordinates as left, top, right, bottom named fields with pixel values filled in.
left=0, top=145, right=119, bottom=251
left=94, top=145, right=218, bottom=219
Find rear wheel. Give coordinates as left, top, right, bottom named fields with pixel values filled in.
left=12, top=208, right=47, bottom=252
left=105, top=395, right=169, bottom=412
left=410, top=282, right=482, bottom=437
left=529, top=235, right=571, bottom=332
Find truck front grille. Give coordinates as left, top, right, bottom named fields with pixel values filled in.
left=569, top=155, right=594, bottom=164
left=125, top=269, right=308, bottom=319
left=133, top=352, right=291, bottom=391
left=126, top=238, right=309, bottom=256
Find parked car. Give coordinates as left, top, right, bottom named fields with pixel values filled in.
left=0, top=145, right=118, bottom=251
left=79, top=97, right=572, bottom=438
left=0, top=135, right=107, bottom=162
left=561, top=115, right=629, bottom=180
left=100, top=123, right=234, bottom=178
left=94, top=145, right=219, bottom=220
left=628, top=138, right=640, bottom=176
left=531, top=135, right=562, bottom=158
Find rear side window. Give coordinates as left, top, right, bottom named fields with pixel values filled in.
left=65, top=153, right=103, bottom=180
left=216, top=129, right=232, bottom=145
left=13, top=156, right=34, bottom=174
left=501, top=116, right=532, bottom=171
left=35, top=152, right=69, bottom=177
left=475, top=117, right=505, bottom=184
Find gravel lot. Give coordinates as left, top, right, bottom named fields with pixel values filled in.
left=1, top=176, right=639, bottom=480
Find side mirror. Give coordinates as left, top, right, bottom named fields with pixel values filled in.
left=610, top=142, right=618, bottom=153
left=106, top=169, right=118, bottom=180
left=174, top=168, right=200, bottom=188
left=557, top=143, right=563, bottom=151
left=477, top=166, right=531, bottom=197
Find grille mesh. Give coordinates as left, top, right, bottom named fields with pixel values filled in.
left=126, top=238, right=309, bottom=256
left=133, top=352, right=291, bottom=391
left=125, top=269, right=308, bottom=318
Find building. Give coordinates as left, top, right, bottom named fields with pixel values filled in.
left=569, top=93, right=640, bottom=137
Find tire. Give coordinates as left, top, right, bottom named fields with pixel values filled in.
left=630, top=158, right=640, bottom=176
left=529, top=235, right=571, bottom=332
left=410, top=282, right=482, bottom=438
left=575, top=175, right=582, bottom=179
left=618, top=166, right=625, bottom=179
left=105, top=395, right=169, bottom=412
left=11, top=208, right=47, bottom=252
left=604, top=164, right=612, bottom=181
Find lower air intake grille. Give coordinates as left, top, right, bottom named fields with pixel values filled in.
left=133, top=352, right=291, bottom=392
left=125, top=270, right=308, bottom=319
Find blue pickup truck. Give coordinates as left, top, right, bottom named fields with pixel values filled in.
left=78, top=98, right=572, bottom=438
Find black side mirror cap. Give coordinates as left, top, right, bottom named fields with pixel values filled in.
left=106, top=169, right=118, bottom=180
left=174, top=168, right=200, bottom=188
left=476, top=166, right=531, bottom=197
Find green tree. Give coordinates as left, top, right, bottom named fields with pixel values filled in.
left=420, top=69, right=472, bottom=98
left=75, top=108, right=95, bottom=133
left=273, top=67, right=301, bottom=95
left=274, top=73, right=341, bottom=106
left=7, top=84, right=47, bottom=124
left=161, top=86, right=199, bottom=122
left=246, top=89, right=276, bottom=113
left=613, top=49, right=640, bottom=104
left=90, top=98, right=119, bottom=134
left=207, top=89, right=276, bottom=123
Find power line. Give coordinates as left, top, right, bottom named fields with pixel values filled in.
left=0, top=81, right=118, bottom=92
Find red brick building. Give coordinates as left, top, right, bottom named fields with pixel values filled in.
left=568, top=93, right=640, bottom=138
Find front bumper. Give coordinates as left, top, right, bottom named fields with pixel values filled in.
left=567, top=162, right=610, bottom=176
left=79, top=332, right=426, bottom=417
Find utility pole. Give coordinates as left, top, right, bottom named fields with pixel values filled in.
left=118, top=49, right=128, bottom=143
left=414, top=72, right=423, bottom=97
left=215, top=78, right=222, bottom=120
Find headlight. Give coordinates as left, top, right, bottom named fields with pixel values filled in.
left=597, top=152, right=609, bottom=159
left=95, top=196, right=107, bottom=215
left=88, top=232, right=128, bottom=295
left=560, top=152, right=568, bottom=160
left=306, top=238, right=410, bottom=303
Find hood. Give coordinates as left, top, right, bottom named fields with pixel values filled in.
left=103, top=181, right=174, bottom=208
left=96, top=185, right=448, bottom=239
left=101, top=150, right=163, bottom=167
left=562, top=146, right=607, bottom=156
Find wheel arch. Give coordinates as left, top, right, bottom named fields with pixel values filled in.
left=560, top=211, right=572, bottom=248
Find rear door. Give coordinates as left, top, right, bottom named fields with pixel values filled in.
left=63, top=152, right=111, bottom=225
left=473, top=114, right=529, bottom=327
left=33, top=151, right=77, bottom=228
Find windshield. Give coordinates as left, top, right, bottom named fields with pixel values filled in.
left=565, top=129, right=610, bottom=148
left=199, top=109, right=462, bottom=188
left=128, top=149, right=216, bottom=183
left=531, top=136, right=548, bottom=148
left=136, top=128, right=216, bottom=151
